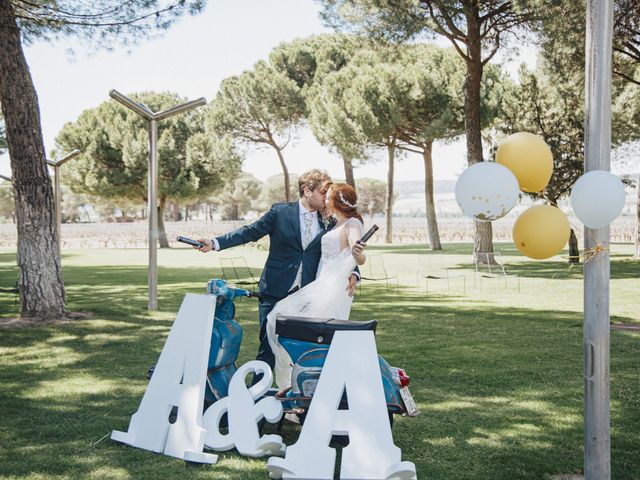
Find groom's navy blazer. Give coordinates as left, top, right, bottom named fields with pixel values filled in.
left=215, top=201, right=331, bottom=299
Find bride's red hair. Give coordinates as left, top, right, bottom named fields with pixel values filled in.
left=329, top=183, right=363, bottom=224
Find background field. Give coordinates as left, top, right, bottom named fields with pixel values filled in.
left=0, top=243, right=638, bottom=479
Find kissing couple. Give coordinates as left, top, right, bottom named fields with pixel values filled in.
left=196, top=169, right=368, bottom=388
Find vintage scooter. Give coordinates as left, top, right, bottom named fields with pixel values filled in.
left=173, top=233, right=419, bottom=425
left=202, top=278, right=419, bottom=425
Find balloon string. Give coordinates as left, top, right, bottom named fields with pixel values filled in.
left=561, top=244, right=608, bottom=264
left=583, top=244, right=608, bottom=263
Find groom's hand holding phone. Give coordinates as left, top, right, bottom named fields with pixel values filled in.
left=196, top=238, right=214, bottom=253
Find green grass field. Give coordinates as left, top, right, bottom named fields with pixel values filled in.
left=0, top=243, right=638, bottom=479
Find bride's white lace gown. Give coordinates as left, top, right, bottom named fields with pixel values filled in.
left=266, top=217, right=364, bottom=388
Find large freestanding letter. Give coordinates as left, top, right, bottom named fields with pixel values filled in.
left=111, top=294, right=217, bottom=464
left=267, top=330, right=417, bottom=480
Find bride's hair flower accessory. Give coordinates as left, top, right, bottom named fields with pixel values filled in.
left=338, top=190, right=357, bottom=208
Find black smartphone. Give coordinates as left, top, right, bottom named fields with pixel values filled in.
left=359, top=224, right=379, bottom=244
left=176, top=236, right=204, bottom=248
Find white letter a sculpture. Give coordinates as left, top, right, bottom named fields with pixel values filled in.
left=111, top=293, right=217, bottom=464
left=267, top=330, right=417, bottom=480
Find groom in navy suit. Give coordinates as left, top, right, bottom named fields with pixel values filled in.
left=197, top=169, right=359, bottom=374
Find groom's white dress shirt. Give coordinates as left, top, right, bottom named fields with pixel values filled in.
left=289, top=200, right=318, bottom=292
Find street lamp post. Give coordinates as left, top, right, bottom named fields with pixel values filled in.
left=109, top=90, right=206, bottom=311
left=583, top=1, right=613, bottom=478
left=47, top=149, right=80, bottom=255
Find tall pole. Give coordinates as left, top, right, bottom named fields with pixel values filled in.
left=584, top=1, right=613, bottom=479
left=109, top=90, right=206, bottom=311
left=54, top=165, right=61, bottom=244
left=47, top=149, right=80, bottom=256
left=148, top=118, right=159, bottom=311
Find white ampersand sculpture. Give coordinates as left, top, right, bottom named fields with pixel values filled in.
left=202, top=360, right=286, bottom=457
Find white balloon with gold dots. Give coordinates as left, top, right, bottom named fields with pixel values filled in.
left=455, top=162, right=520, bottom=222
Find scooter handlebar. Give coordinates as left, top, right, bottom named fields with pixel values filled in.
left=207, top=278, right=258, bottom=300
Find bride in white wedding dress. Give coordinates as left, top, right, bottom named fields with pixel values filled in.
left=266, top=183, right=367, bottom=388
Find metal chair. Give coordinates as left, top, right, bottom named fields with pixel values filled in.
left=473, top=252, right=520, bottom=292
left=219, top=257, right=259, bottom=289
left=417, top=255, right=466, bottom=293
left=360, top=254, right=399, bottom=292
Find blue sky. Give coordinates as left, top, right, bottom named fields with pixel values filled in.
left=0, top=0, right=536, bottom=182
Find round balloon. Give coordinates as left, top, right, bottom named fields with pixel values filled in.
left=512, top=205, right=570, bottom=259
left=496, top=132, right=553, bottom=193
left=570, top=170, right=625, bottom=229
left=455, top=162, right=520, bottom=222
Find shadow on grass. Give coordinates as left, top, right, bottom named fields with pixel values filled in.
left=0, top=252, right=17, bottom=264
left=1, top=280, right=639, bottom=479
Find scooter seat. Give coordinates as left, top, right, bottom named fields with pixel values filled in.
left=275, top=315, right=377, bottom=345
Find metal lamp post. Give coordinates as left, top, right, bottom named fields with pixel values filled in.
left=584, top=1, right=613, bottom=478
left=47, top=149, right=80, bottom=255
left=109, top=90, right=206, bottom=311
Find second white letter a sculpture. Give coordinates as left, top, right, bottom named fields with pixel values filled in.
left=111, top=293, right=217, bottom=464
left=267, top=330, right=417, bottom=480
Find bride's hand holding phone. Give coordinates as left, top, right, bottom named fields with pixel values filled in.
left=351, top=241, right=365, bottom=260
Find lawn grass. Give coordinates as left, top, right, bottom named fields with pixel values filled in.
left=0, top=243, right=638, bottom=479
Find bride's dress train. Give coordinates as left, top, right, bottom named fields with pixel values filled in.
left=266, top=218, right=363, bottom=388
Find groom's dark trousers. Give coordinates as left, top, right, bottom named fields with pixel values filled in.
left=214, top=201, right=329, bottom=376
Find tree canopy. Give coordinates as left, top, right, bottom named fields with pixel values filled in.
left=55, top=91, right=241, bottom=245
left=316, top=0, right=538, bottom=257
left=257, top=173, right=301, bottom=212
left=208, top=60, right=304, bottom=202
left=269, top=33, right=372, bottom=185
left=210, top=172, right=262, bottom=221
left=269, top=33, right=369, bottom=94
left=356, top=178, right=387, bottom=218
left=12, top=0, right=206, bottom=47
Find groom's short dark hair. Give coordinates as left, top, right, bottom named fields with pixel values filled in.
left=298, top=169, right=331, bottom=197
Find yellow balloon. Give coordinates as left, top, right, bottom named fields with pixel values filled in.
left=513, top=205, right=570, bottom=260
left=496, top=132, right=553, bottom=193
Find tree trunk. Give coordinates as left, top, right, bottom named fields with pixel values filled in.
left=422, top=140, right=442, bottom=250
left=0, top=0, right=66, bottom=319
left=272, top=144, right=290, bottom=202
left=635, top=173, right=640, bottom=258
left=171, top=203, right=182, bottom=221
left=343, top=156, right=356, bottom=188
left=158, top=196, right=170, bottom=248
left=569, top=228, right=580, bottom=264
left=385, top=142, right=395, bottom=244
left=465, top=16, right=494, bottom=262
